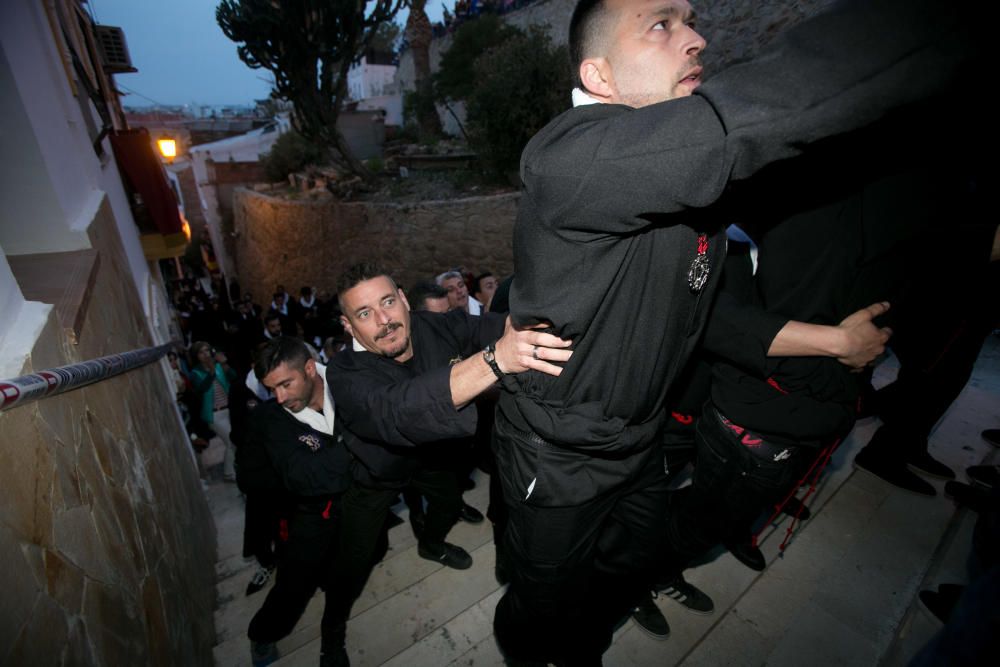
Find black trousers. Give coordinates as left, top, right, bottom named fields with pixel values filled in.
left=663, top=405, right=804, bottom=576
left=247, top=506, right=344, bottom=652
left=329, top=468, right=463, bottom=624
left=491, top=415, right=670, bottom=665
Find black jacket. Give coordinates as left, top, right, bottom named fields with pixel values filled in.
left=328, top=310, right=505, bottom=488
left=241, top=397, right=351, bottom=508
left=500, top=0, right=977, bottom=456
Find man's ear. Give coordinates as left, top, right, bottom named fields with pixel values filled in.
left=340, top=314, right=354, bottom=338
left=304, top=357, right=317, bottom=378
left=580, top=58, right=614, bottom=101
left=398, top=287, right=411, bottom=312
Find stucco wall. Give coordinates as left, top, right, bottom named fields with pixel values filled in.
left=233, top=189, right=519, bottom=299
left=0, top=200, right=216, bottom=666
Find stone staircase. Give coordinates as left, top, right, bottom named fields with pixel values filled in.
left=207, top=337, right=1000, bottom=666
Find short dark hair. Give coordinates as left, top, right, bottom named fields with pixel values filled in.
left=336, top=262, right=397, bottom=310
left=474, top=272, right=495, bottom=292
left=264, top=311, right=281, bottom=324
left=254, top=336, right=310, bottom=381
left=407, top=282, right=449, bottom=311
left=569, top=0, right=611, bottom=90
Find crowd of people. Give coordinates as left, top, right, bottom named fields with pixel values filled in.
left=162, top=1, right=997, bottom=666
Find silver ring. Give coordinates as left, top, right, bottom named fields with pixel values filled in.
left=532, top=345, right=539, bottom=360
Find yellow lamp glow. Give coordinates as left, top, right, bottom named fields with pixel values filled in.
left=157, top=136, right=177, bottom=161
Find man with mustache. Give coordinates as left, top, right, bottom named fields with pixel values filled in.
left=324, top=263, right=572, bottom=641
left=492, top=0, right=979, bottom=663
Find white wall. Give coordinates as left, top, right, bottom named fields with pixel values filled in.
left=0, top=0, right=153, bottom=314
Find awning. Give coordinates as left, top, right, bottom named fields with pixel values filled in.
left=110, top=128, right=188, bottom=259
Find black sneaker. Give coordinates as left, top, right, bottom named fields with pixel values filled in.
left=418, top=542, right=473, bottom=570
left=246, top=564, right=275, bottom=596
left=725, top=540, right=766, bottom=572
left=982, top=429, right=1000, bottom=448
left=459, top=503, right=485, bottom=524
left=251, top=641, right=278, bottom=667
left=631, top=593, right=670, bottom=640
left=654, top=577, right=714, bottom=614
left=907, top=451, right=955, bottom=480
left=967, top=465, right=999, bottom=490
left=854, top=449, right=936, bottom=496
left=320, top=646, right=351, bottom=667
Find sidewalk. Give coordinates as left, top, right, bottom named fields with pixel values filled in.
left=209, top=336, right=1000, bottom=666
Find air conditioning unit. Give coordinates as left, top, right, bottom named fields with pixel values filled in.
left=94, top=25, right=137, bottom=73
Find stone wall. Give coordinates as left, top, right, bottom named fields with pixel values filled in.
left=208, top=160, right=270, bottom=275
left=0, top=198, right=217, bottom=665
left=233, top=189, right=519, bottom=299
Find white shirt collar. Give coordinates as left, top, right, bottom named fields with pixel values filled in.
left=286, top=362, right=336, bottom=436
left=572, top=87, right=601, bottom=108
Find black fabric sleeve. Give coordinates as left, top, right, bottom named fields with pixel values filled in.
left=701, top=291, right=788, bottom=378
left=329, top=363, right=477, bottom=448
left=526, top=0, right=978, bottom=235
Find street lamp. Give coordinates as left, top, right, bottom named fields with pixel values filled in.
left=157, top=135, right=177, bottom=162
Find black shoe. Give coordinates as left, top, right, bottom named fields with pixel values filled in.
left=907, top=451, right=955, bottom=480
left=854, top=449, right=936, bottom=496
left=320, top=647, right=350, bottom=667
left=944, top=481, right=990, bottom=513
left=781, top=495, right=812, bottom=521
left=245, top=564, right=275, bottom=596
left=725, top=540, right=766, bottom=572
left=967, top=465, right=999, bottom=490
left=631, top=593, right=670, bottom=640
left=654, top=576, right=714, bottom=614
left=982, top=429, right=1000, bottom=448
left=251, top=641, right=278, bottom=667
left=459, top=503, right=485, bottom=524
left=918, top=583, right=965, bottom=623
left=418, top=542, right=473, bottom=570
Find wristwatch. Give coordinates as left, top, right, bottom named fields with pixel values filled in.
left=482, top=343, right=504, bottom=380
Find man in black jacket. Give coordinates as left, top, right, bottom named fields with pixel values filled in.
left=244, top=337, right=352, bottom=667
left=493, top=0, right=979, bottom=662
left=326, top=263, right=572, bottom=637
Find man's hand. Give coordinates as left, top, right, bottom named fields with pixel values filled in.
left=835, top=302, right=892, bottom=371
left=494, top=317, right=573, bottom=377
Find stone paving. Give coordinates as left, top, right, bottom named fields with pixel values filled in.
left=209, top=336, right=999, bottom=666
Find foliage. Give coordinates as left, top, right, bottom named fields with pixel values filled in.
left=434, top=14, right=520, bottom=103
left=216, top=0, right=404, bottom=182
left=402, top=87, right=439, bottom=141
left=261, top=130, right=325, bottom=182
left=370, top=21, right=401, bottom=56
left=465, top=25, right=572, bottom=178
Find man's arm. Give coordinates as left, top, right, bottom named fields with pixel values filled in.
left=528, top=0, right=977, bottom=233
left=703, top=293, right=891, bottom=374
left=329, top=321, right=572, bottom=447
left=767, top=302, right=892, bottom=371
left=449, top=317, right=571, bottom=408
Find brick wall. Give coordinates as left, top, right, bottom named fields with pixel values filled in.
left=233, top=188, right=520, bottom=301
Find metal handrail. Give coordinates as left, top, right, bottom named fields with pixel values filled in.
left=0, top=342, right=179, bottom=413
